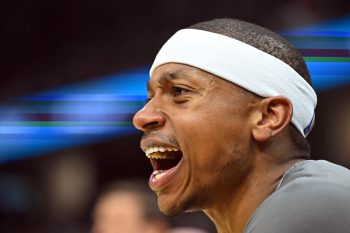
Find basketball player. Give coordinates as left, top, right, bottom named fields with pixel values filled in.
left=133, top=19, right=350, bottom=233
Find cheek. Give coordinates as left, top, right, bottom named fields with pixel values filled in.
left=185, top=108, right=251, bottom=169
left=181, top=115, right=242, bottom=164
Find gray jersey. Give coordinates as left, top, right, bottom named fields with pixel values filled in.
left=244, top=160, right=350, bottom=233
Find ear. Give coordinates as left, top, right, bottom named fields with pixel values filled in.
left=252, top=96, right=293, bottom=142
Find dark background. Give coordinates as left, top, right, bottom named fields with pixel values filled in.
left=2, top=0, right=349, bottom=100
left=0, top=0, right=349, bottom=232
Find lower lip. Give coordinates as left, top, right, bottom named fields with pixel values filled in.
left=148, top=158, right=183, bottom=192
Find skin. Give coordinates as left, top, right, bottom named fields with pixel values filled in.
left=133, top=63, right=305, bottom=233
left=92, top=191, right=168, bottom=233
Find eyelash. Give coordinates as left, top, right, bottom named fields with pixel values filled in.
left=172, top=86, right=188, bottom=97
left=144, top=86, right=190, bottom=105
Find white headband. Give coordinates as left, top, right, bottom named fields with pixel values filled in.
left=150, top=29, right=317, bottom=137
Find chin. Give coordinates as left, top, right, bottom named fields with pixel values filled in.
left=158, top=199, right=185, bottom=216
left=157, top=194, right=200, bottom=216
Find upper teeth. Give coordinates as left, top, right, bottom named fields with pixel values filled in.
left=145, top=146, right=179, bottom=158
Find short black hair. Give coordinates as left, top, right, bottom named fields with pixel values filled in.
left=189, top=18, right=311, bottom=157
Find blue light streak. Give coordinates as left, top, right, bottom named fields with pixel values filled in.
left=0, top=16, right=350, bottom=163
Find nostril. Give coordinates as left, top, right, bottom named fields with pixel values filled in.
left=143, top=121, right=161, bottom=129
left=141, top=113, right=166, bottom=131
left=132, top=108, right=166, bottom=131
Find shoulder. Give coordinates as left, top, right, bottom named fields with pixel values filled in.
left=244, top=160, right=350, bottom=233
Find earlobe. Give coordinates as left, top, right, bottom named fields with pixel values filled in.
left=252, top=96, right=292, bottom=142
left=253, top=126, right=272, bottom=142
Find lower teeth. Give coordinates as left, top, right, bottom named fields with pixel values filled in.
left=154, top=170, right=166, bottom=180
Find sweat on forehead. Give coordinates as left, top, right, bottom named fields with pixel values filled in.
left=149, top=29, right=317, bottom=137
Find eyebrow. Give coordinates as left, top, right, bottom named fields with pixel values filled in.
left=147, top=70, right=193, bottom=91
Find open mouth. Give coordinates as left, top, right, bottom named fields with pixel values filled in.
left=145, top=147, right=183, bottom=181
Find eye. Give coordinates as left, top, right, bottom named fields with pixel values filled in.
left=173, top=86, right=188, bottom=97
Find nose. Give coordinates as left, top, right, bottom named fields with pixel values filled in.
left=133, top=101, right=166, bottom=132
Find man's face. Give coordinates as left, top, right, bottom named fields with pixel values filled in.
left=133, top=63, right=256, bottom=215
left=92, top=192, right=147, bottom=233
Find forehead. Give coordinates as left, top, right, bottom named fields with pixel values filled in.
left=149, top=63, right=215, bottom=86
left=149, top=63, right=249, bottom=98
left=96, top=192, right=143, bottom=213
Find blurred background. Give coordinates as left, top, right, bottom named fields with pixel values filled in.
left=0, top=0, right=349, bottom=232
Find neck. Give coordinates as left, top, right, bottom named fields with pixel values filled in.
left=203, top=155, right=305, bottom=233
